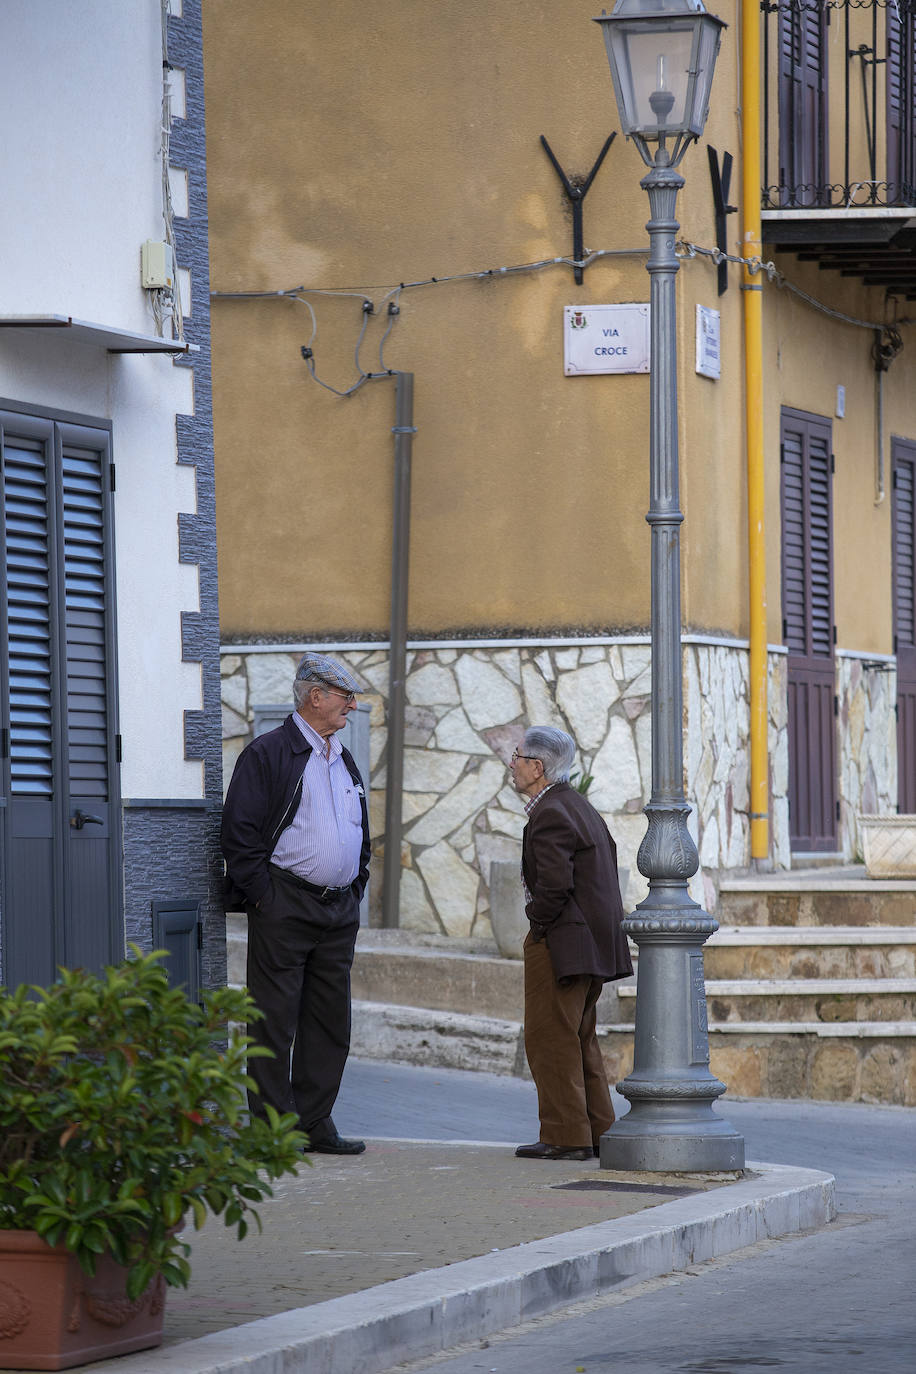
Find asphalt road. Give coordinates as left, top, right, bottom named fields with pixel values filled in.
left=336, top=1058, right=916, bottom=1374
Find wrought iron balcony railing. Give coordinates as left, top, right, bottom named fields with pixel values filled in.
left=762, top=0, right=916, bottom=211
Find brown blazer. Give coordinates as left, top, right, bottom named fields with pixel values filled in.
left=521, top=782, right=633, bottom=984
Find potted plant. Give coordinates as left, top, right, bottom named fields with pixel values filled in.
left=0, top=948, right=304, bottom=1369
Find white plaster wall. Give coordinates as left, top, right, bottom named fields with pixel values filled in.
left=109, top=354, right=202, bottom=799
left=0, top=0, right=204, bottom=800
left=0, top=0, right=166, bottom=336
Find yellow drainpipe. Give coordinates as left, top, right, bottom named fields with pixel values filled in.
left=742, top=0, right=769, bottom=860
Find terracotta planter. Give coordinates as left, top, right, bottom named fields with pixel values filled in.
left=0, top=1230, right=165, bottom=1370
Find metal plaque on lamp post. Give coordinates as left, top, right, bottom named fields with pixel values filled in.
left=593, top=0, right=744, bottom=1173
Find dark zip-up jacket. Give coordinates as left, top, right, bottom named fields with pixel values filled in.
left=220, top=713, right=370, bottom=912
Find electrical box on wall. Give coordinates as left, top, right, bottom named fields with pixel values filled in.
left=141, top=240, right=174, bottom=289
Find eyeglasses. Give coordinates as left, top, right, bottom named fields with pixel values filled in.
left=510, top=749, right=541, bottom=764
left=319, top=684, right=356, bottom=705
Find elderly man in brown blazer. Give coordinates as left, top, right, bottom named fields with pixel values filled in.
left=510, top=726, right=633, bottom=1161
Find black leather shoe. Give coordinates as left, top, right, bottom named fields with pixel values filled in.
left=515, top=1142, right=592, bottom=1161
left=306, top=1134, right=366, bottom=1155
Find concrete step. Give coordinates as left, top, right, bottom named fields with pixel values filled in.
left=704, top=926, right=916, bottom=980
left=228, top=919, right=916, bottom=990
left=227, top=919, right=635, bottom=1025
left=350, top=1000, right=916, bottom=1106
left=717, top=867, right=916, bottom=928
left=228, top=917, right=916, bottom=1103
left=618, top=978, right=916, bottom=1023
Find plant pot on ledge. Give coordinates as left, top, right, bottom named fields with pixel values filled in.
left=0, top=949, right=305, bottom=1370
left=858, top=814, right=916, bottom=878
left=0, top=1232, right=165, bottom=1370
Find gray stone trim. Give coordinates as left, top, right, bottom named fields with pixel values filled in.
left=222, top=633, right=788, bottom=654
left=122, top=805, right=226, bottom=990
left=149, top=0, right=224, bottom=986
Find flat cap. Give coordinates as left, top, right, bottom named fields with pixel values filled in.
left=295, top=652, right=365, bottom=694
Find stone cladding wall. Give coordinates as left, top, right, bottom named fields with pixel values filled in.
left=836, top=654, right=897, bottom=860
left=222, top=639, right=799, bottom=934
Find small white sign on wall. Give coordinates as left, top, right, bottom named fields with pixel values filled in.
left=564, top=304, right=650, bottom=375
left=696, top=304, right=721, bottom=379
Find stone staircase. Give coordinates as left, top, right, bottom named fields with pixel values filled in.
left=225, top=867, right=916, bottom=1105
left=702, top=868, right=916, bottom=1104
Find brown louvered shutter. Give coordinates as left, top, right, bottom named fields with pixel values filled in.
left=893, top=438, right=916, bottom=813
left=779, top=1, right=828, bottom=207
left=781, top=408, right=837, bottom=851
left=887, top=1, right=916, bottom=204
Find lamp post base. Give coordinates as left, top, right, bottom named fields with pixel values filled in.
left=599, top=1102, right=745, bottom=1172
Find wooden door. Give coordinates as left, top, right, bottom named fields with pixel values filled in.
left=892, top=438, right=916, bottom=814
left=779, top=1, right=828, bottom=207
left=887, top=1, right=916, bottom=204
left=781, top=408, right=837, bottom=852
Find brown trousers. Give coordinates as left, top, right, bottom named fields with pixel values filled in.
left=523, top=933, right=614, bottom=1148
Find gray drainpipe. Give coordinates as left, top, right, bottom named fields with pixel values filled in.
left=381, top=372, right=415, bottom=928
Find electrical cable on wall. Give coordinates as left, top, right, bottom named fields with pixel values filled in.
left=212, top=238, right=910, bottom=396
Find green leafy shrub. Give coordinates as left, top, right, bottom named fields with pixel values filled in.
left=0, top=948, right=304, bottom=1299
left=569, top=769, right=594, bottom=796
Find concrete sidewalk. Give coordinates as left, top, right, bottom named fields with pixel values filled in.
left=98, top=1139, right=836, bottom=1374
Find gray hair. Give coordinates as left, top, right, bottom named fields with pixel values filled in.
left=523, top=726, right=576, bottom=783
left=293, top=668, right=336, bottom=709
left=293, top=677, right=314, bottom=708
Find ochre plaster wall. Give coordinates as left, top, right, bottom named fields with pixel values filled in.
left=203, top=0, right=747, bottom=639
left=203, top=1, right=915, bottom=653
left=761, top=258, right=901, bottom=657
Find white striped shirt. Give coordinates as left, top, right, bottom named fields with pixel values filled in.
left=269, top=713, right=364, bottom=886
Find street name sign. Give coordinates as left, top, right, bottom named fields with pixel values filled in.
left=563, top=303, right=650, bottom=375
left=695, top=304, right=721, bottom=379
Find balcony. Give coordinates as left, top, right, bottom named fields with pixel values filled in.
left=761, top=0, right=916, bottom=299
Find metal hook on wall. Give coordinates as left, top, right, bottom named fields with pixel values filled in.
left=707, top=146, right=738, bottom=297
left=540, top=132, right=616, bottom=284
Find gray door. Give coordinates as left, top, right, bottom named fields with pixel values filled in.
left=0, top=408, right=121, bottom=988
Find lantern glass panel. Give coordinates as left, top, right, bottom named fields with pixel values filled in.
left=685, top=17, right=723, bottom=133
left=616, top=24, right=695, bottom=133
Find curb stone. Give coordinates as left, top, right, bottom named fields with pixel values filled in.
left=103, top=1161, right=835, bottom=1374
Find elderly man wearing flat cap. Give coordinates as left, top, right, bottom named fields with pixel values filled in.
left=221, top=652, right=370, bottom=1155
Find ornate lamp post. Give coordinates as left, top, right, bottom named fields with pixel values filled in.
left=594, top=0, right=744, bottom=1172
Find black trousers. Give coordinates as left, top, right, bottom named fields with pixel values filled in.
left=245, top=865, right=359, bottom=1140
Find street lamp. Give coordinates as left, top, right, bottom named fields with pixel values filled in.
left=593, top=0, right=745, bottom=1172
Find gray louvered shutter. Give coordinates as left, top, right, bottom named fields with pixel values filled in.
left=0, top=411, right=120, bottom=988
left=63, top=444, right=109, bottom=800
left=4, top=441, right=55, bottom=797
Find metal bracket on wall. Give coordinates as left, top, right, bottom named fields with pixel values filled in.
left=707, top=146, right=737, bottom=297
left=540, top=132, right=616, bottom=285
